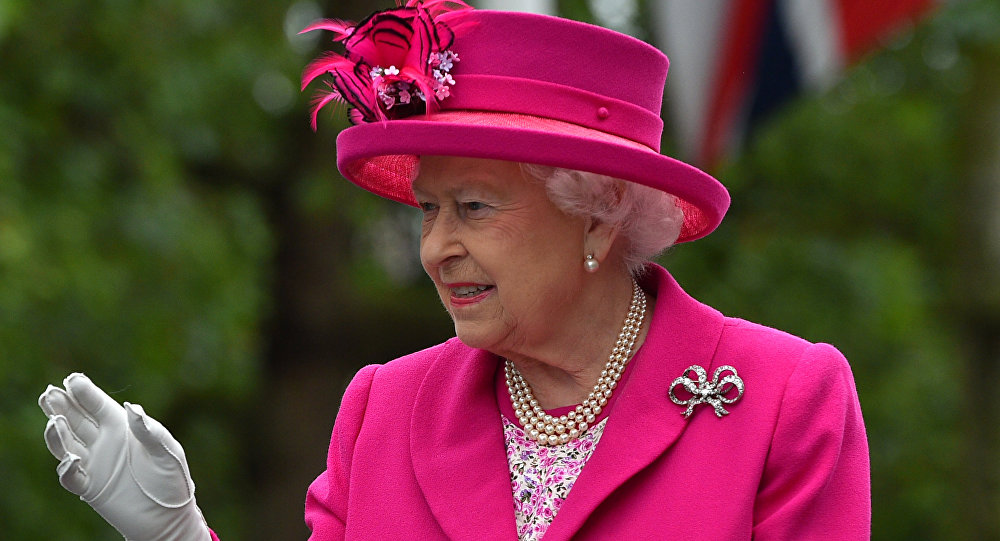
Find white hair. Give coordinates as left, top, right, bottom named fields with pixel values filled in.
left=520, top=164, right=684, bottom=276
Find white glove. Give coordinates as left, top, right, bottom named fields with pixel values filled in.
left=38, top=373, right=212, bottom=541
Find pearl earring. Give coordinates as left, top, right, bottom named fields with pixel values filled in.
left=584, top=254, right=599, bottom=273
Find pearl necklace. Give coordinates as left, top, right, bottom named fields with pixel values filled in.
left=504, top=279, right=647, bottom=446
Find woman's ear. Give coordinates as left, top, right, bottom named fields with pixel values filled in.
left=584, top=180, right=625, bottom=265
left=583, top=216, right=620, bottom=264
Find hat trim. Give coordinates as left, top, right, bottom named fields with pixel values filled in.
left=443, top=75, right=663, bottom=150
left=337, top=112, right=729, bottom=243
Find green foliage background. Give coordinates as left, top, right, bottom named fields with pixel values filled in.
left=1, top=0, right=998, bottom=539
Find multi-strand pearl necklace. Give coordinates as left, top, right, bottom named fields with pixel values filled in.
left=504, top=279, right=647, bottom=446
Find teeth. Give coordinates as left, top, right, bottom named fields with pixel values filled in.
left=453, top=285, right=489, bottom=296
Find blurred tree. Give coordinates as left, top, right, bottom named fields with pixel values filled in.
left=0, top=0, right=277, bottom=536
left=951, top=1, right=1000, bottom=533
left=0, top=0, right=458, bottom=536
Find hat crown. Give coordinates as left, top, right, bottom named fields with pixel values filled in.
left=444, top=10, right=669, bottom=117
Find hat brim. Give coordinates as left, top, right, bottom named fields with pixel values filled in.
left=336, top=111, right=729, bottom=243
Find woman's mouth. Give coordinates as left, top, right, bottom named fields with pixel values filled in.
left=453, top=285, right=491, bottom=297
left=448, top=284, right=494, bottom=305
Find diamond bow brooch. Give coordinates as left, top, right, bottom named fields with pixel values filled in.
left=669, top=365, right=745, bottom=419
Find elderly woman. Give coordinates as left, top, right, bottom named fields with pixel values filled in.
left=38, top=2, right=870, bottom=540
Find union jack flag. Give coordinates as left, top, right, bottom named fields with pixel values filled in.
left=651, top=0, right=940, bottom=167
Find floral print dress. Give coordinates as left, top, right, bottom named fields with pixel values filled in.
left=502, top=415, right=609, bottom=541
left=495, top=349, right=639, bottom=541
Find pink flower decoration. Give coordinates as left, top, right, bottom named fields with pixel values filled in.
left=300, top=0, right=472, bottom=128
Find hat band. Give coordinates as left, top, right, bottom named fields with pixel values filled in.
left=442, top=74, right=663, bottom=151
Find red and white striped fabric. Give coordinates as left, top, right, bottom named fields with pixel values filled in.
left=651, top=0, right=940, bottom=167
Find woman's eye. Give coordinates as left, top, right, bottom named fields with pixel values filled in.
left=419, top=202, right=438, bottom=213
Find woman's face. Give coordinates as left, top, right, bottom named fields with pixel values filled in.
left=413, top=156, right=589, bottom=356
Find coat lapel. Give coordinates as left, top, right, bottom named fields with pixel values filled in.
left=409, top=340, right=518, bottom=539
left=541, top=266, right=726, bottom=541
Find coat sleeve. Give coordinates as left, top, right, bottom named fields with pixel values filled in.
left=752, top=343, right=871, bottom=539
left=305, top=364, right=381, bottom=541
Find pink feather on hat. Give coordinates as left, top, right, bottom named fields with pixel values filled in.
left=300, top=0, right=471, bottom=126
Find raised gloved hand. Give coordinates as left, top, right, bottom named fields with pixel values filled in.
left=38, top=373, right=212, bottom=541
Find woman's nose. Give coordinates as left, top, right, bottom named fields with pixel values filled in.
left=420, top=210, right=467, bottom=268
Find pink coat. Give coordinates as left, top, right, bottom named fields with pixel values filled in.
left=304, top=265, right=870, bottom=539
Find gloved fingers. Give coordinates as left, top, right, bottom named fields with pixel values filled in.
left=65, top=373, right=123, bottom=427
left=38, top=385, right=66, bottom=417
left=39, top=384, right=101, bottom=444
left=44, top=414, right=88, bottom=459
left=125, top=402, right=196, bottom=507
left=56, top=452, right=89, bottom=496
left=125, top=402, right=186, bottom=463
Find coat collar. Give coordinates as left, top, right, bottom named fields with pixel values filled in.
left=409, top=265, right=726, bottom=540
left=540, top=265, right=726, bottom=540
left=410, top=341, right=518, bottom=539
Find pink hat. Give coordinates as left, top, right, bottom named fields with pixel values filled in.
left=302, top=1, right=729, bottom=243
